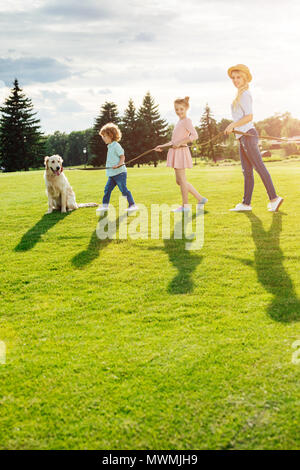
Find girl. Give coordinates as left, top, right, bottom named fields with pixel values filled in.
left=154, top=96, right=207, bottom=213
left=96, top=123, right=138, bottom=214
left=225, top=64, right=283, bottom=212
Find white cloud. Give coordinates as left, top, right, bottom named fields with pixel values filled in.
left=0, top=57, right=71, bottom=85
left=40, top=0, right=112, bottom=21
left=1, top=0, right=300, bottom=133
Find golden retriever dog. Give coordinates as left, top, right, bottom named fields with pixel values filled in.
left=44, top=155, right=98, bottom=213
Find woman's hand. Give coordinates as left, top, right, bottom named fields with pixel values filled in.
left=224, top=123, right=235, bottom=135
left=112, top=164, right=121, bottom=169
left=154, top=145, right=163, bottom=152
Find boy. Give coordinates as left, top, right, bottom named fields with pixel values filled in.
left=96, top=123, right=138, bottom=214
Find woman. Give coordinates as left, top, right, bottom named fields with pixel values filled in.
left=154, top=96, right=207, bottom=213
left=224, top=64, right=283, bottom=212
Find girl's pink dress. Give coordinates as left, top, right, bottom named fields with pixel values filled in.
left=166, top=117, right=198, bottom=169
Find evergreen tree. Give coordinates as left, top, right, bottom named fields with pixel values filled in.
left=166, top=123, right=174, bottom=142
left=198, top=104, right=220, bottom=162
left=0, top=79, right=45, bottom=171
left=136, top=92, right=169, bottom=166
left=90, top=101, right=120, bottom=167
left=120, top=98, right=139, bottom=167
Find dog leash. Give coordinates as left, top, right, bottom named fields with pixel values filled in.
left=233, top=129, right=300, bottom=143
left=73, top=147, right=156, bottom=171
left=72, top=129, right=299, bottom=171
left=73, top=134, right=225, bottom=171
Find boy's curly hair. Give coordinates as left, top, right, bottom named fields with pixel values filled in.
left=99, top=122, right=122, bottom=142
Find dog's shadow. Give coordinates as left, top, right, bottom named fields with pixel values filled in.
left=148, top=213, right=203, bottom=294
left=71, top=213, right=127, bottom=268
left=14, top=211, right=70, bottom=252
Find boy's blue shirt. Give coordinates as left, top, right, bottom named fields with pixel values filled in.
left=106, top=141, right=127, bottom=177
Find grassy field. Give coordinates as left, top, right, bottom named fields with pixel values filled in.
left=0, top=162, right=300, bottom=450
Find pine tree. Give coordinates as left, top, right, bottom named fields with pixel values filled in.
left=90, top=101, right=120, bottom=167
left=199, top=104, right=220, bottom=162
left=136, top=92, right=169, bottom=166
left=0, top=79, right=45, bottom=171
left=120, top=98, right=139, bottom=167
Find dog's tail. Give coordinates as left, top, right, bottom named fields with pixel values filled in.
left=77, top=203, right=99, bottom=208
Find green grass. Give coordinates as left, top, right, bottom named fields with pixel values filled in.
left=0, top=163, right=300, bottom=450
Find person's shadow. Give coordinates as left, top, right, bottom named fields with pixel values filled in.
left=148, top=213, right=203, bottom=294
left=14, top=211, right=70, bottom=252
left=235, top=212, right=300, bottom=322
left=72, top=213, right=128, bottom=268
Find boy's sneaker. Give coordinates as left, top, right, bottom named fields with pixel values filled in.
left=268, top=196, right=284, bottom=212
left=126, top=204, right=138, bottom=213
left=172, top=205, right=191, bottom=213
left=96, top=204, right=109, bottom=214
left=230, top=203, right=252, bottom=211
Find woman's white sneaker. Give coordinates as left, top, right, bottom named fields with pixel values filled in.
left=268, top=197, right=284, bottom=212
left=230, top=203, right=252, bottom=211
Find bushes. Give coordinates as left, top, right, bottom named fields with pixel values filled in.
left=281, top=142, right=300, bottom=157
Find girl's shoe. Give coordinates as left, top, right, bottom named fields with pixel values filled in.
left=96, top=204, right=109, bottom=214
left=230, top=203, right=252, bottom=211
left=126, top=204, right=138, bottom=213
left=172, top=205, right=191, bottom=213
left=197, top=197, right=208, bottom=209
left=268, top=196, right=284, bottom=212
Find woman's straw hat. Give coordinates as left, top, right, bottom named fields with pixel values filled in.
left=227, top=64, right=252, bottom=82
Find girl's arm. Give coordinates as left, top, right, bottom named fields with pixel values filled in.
left=173, top=118, right=198, bottom=147
left=154, top=141, right=172, bottom=152
left=224, top=114, right=253, bottom=134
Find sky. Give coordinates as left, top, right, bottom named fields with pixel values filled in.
left=1, top=0, right=300, bottom=134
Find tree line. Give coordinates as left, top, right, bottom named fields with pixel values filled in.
left=1, top=79, right=300, bottom=172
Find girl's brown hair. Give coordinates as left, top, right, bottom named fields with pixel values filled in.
left=174, top=96, right=190, bottom=108
left=99, top=122, right=122, bottom=142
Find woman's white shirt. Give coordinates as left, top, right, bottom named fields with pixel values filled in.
left=231, top=90, right=254, bottom=139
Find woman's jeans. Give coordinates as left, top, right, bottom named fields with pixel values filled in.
left=102, top=171, right=135, bottom=206
left=239, top=128, right=277, bottom=205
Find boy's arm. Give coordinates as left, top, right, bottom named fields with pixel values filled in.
left=112, top=154, right=125, bottom=169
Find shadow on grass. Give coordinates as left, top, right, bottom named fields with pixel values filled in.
left=14, top=211, right=70, bottom=252
left=242, top=212, right=300, bottom=322
left=72, top=213, right=127, bottom=268
left=148, top=213, right=203, bottom=294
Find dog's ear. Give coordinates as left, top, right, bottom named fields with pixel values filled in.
left=44, top=156, right=49, bottom=169
left=59, top=156, right=63, bottom=164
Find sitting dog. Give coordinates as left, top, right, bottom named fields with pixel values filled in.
left=44, top=155, right=98, bottom=213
